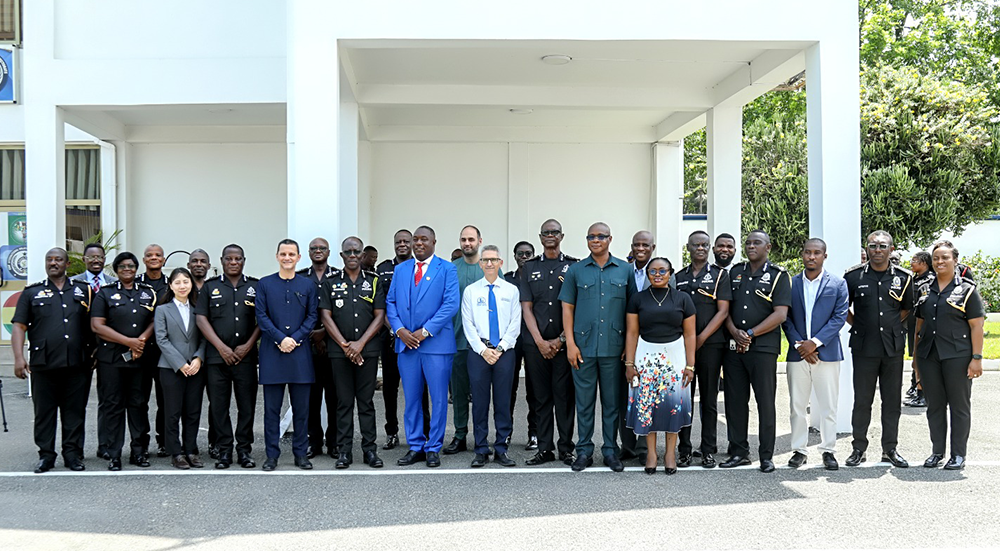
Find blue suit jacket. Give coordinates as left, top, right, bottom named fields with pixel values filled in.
left=386, top=255, right=460, bottom=355
left=783, top=271, right=849, bottom=362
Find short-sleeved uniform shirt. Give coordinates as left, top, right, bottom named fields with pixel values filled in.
left=914, top=274, right=984, bottom=360
left=627, top=287, right=696, bottom=344
left=298, top=265, right=341, bottom=353
left=518, top=253, right=578, bottom=345
left=728, top=261, right=792, bottom=355
left=558, top=254, right=637, bottom=358
left=452, top=258, right=485, bottom=351
left=376, top=257, right=406, bottom=338
left=91, top=281, right=157, bottom=367
left=504, top=269, right=530, bottom=347
left=12, top=278, right=93, bottom=370
left=674, top=263, right=732, bottom=348
left=195, top=274, right=259, bottom=366
left=844, top=262, right=913, bottom=357
left=318, top=270, right=386, bottom=359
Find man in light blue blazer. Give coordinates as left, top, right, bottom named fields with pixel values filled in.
left=386, top=225, right=460, bottom=468
left=782, top=238, right=849, bottom=471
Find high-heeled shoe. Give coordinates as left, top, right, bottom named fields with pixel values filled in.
left=665, top=467, right=677, bottom=475
left=644, top=465, right=657, bottom=475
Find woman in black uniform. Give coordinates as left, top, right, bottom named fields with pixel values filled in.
left=91, top=252, right=158, bottom=471
left=912, top=240, right=984, bottom=470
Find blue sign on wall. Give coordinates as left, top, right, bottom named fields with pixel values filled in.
left=0, top=47, right=15, bottom=103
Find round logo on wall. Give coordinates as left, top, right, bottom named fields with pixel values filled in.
left=6, top=246, right=27, bottom=279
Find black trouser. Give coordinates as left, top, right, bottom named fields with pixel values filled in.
left=333, top=355, right=379, bottom=454
left=919, top=347, right=973, bottom=457
left=618, top=356, right=647, bottom=457
left=851, top=354, right=903, bottom=453
left=98, top=363, right=149, bottom=459
left=679, top=345, right=725, bottom=456
left=523, top=344, right=575, bottom=456
left=205, top=362, right=258, bottom=456
left=139, top=349, right=166, bottom=451
left=31, top=366, right=90, bottom=463
left=95, top=366, right=111, bottom=455
left=159, top=367, right=206, bottom=457
left=723, top=350, right=778, bottom=460
left=509, top=343, right=537, bottom=438
left=381, top=334, right=402, bottom=435
left=308, top=351, right=338, bottom=452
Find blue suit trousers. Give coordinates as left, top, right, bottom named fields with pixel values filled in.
left=398, top=350, right=452, bottom=453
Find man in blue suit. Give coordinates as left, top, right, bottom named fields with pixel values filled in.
left=782, top=238, right=849, bottom=471
left=386, top=225, right=460, bottom=468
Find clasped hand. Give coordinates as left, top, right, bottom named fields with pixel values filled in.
left=278, top=337, right=298, bottom=353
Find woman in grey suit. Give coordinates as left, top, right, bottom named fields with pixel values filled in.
left=155, top=267, right=208, bottom=469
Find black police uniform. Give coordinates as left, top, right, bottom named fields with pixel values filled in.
left=13, top=279, right=94, bottom=465
left=517, top=252, right=578, bottom=459
left=196, top=274, right=260, bottom=460
left=723, top=260, right=791, bottom=461
left=318, top=269, right=386, bottom=457
left=136, top=272, right=169, bottom=454
left=674, top=263, right=732, bottom=458
left=505, top=268, right=537, bottom=443
left=298, top=265, right=341, bottom=455
left=914, top=273, right=983, bottom=458
left=91, top=281, right=157, bottom=460
left=844, top=262, right=913, bottom=455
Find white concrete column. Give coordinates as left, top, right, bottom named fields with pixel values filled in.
left=98, top=141, right=118, bottom=246
left=706, top=106, right=743, bottom=260
left=24, top=104, right=65, bottom=281
left=338, top=100, right=360, bottom=243
left=357, top=140, right=372, bottom=245
left=652, top=141, right=684, bottom=265
left=806, top=36, right=862, bottom=432
left=507, top=142, right=529, bottom=258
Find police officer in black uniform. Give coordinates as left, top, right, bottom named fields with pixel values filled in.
left=319, top=236, right=386, bottom=469
left=196, top=244, right=261, bottom=469
left=298, top=237, right=340, bottom=459
left=91, top=251, right=158, bottom=471
left=506, top=240, right=538, bottom=451
left=905, top=251, right=934, bottom=407
left=519, top=219, right=578, bottom=466
left=12, top=248, right=94, bottom=473
left=136, top=244, right=169, bottom=457
left=844, top=230, right=912, bottom=469
left=720, top=230, right=791, bottom=473
left=674, top=230, right=732, bottom=468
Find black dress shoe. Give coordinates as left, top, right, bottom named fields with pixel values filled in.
left=904, top=391, right=927, bottom=408
left=34, top=459, right=55, bottom=474
left=306, top=446, right=318, bottom=460
left=97, top=450, right=111, bottom=461
left=66, top=458, right=86, bottom=472
left=471, top=453, right=489, bottom=468
left=383, top=434, right=399, bottom=450
left=720, top=455, right=751, bottom=468
left=701, top=453, right=716, bottom=468
left=108, top=458, right=123, bottom=471
left=129, top=453, right=151, bottom=468
left=692, top=449, right=703, bottom=458
left=294, top=456, right=313, bottom=470
left=329, top=446, right=340, bottom=457
left=443, top=438, right=467, bottom=455
left=526, top=451, right=555, bottom=465
left=262, top=457, right=278, bottom=471
left=943, top=455, right=966, bottom=470
left=525, top=435, right=539, bottom=451
left=822, top=452, right=838, bottom=471
left=364, top=450, right=384, bottom=468
left=677, top=454, right=692, bottom=468
left=618, top=449, right=639, bottom=461
left=603, top=455, right=625, bottom=472
left=215, top=453, right=232, bottom=469
left=882, top=449, right=909, bottom=468
left=495, top=452, right=516, bottom=467
left=846, top=449, right=866, bottom=467
left=156, top=445, right=169, bottom=458
left=665, top=467, right=677, bottom=475
left=335, top=452, right=353, bottom=469
left=238, top=452, right=256, bottom=469
left=788, top=451, right=807, bottom=468
left=560, top=452, right=576, bottom=466
left=760, top=459, right=776, bottom=473
left=397, top=450, right=426, bottom=466
left=571, top=454, right=593, bottom=472
left=426, top=451, right=441, bottom=468
left=209, top=446, right=220, bottom=460
left=186, top=454, right=205, bottom=469
left=924, top=453, right=945, bottom=468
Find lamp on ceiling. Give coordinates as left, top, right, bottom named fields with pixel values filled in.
left=509, top=108, right=533, bottom=115
left=540, top=54, right=572, bottom=65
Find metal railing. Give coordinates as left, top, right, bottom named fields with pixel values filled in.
left=0, top=0, right=21, bottom=45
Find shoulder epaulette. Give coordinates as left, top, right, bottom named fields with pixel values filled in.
left=136, top=281, right=155, bottom=289
left=100, top=282, right=117, bottom=289
left=771, top=263, right=787, bottom=272
left=526, top=254, right=541, bottom=263
left=962, top=276, right=977, bottom=287
left=363, top=269, right=378, bottom=278
left=844, top=262, right=866, bottom=275
left=26, top=280, right=45, bottom=288
left=564, top=255, right=579, bottom=261
left=892, top=265, right=913, bottom=276
left=246, top=275, right=259, bottom=282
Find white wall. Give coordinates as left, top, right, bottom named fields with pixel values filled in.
left=128, top=143, right=287, bottom=278
left=898, top=219, right=1000, bottom=262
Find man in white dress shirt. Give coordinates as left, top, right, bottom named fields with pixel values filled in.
left=461, top=245, right=521, bottom=468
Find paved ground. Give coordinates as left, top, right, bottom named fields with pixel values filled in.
left=0, top=371, right=998, bottom=550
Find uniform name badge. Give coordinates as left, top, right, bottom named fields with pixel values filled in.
left=335, top=299, right=344, bottom=308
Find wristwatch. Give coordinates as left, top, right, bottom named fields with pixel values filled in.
left=559, top=335, right=567, bottom=343
left=496, top=345, right=505, bottom=354
left=746, top=329, right=755, bottom=338
left=972, top=354, right=983, bottom=360
left=420, top=328, right=430, bottom=338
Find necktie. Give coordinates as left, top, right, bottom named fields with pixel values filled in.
left=414, top=262, right=424, bottom=286
left=488, top=284, right=500, bottom=347
left=91, top=273, right=101, bottom=293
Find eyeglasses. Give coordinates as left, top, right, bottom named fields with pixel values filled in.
left=514, top=251, right=534, bottom=258
left=118, top=264, right=138, bottom=270
left=866, top=243, right=890, bottom=250
left=309, top=246, right=329, bottom=252
left=84, top=255, right=104, bottom=261
left=586, top=234, right=610, bottom=241
left=647, top=268, right=669, bottom=276
left=342, top=249, right=363, bottom=257
left=690, top=243, right=710, bottom=249
left=480, top=258, right=502, bottom=265
left=540, top=230, right=562, bottom=237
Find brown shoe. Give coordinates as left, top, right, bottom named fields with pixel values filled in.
left=186, top=454, right=204, bottom=468
left=172, top=455, right=191, bottom=470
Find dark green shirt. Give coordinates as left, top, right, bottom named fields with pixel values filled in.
left=452, top=257, right=485, bottom=350
left=558, top=254, right=636, bottom=357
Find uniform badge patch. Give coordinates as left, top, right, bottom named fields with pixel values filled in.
left=111, top=293, right=121, bottom=300
left=892, top=276, right=901, bottom=289
left=246, top=287, right=256, bottom=297
left=212, top=288, right=221, bottom=296
left=761, top=272, right=772, bottom=284
left=477, top=296, right=487, bottom=306
left=335, top=299, right=344, bottom=308
left=562, top=265, right=569, bottom=273
left=34, top=289, right=52, bottom=299
left=140, top=291, right=151, bottom=300
left=73, top=287, right=85, bottom=297
left=361, top=280, right=372, bottom=291
left=703, top=273, right=713, bottom=283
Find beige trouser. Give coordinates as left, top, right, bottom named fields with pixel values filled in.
left=787, top=360, right=840, bottom=454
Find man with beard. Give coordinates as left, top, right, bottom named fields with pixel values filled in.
left=713, top=233, right=737, bottom=272
left=361, top=246, right=378, bottom=273
left=505, top=241, right=538, bottom=451
left=137, top=244, right=169, bottom=458
left=620, top=230, right=655, bottom=462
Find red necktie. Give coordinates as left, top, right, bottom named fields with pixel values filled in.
left=414, top=262, right=424, bottom=286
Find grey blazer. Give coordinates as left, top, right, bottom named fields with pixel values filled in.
left=154, top=301, right=207, bottom=372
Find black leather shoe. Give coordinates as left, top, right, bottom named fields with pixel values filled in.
left=701, top=453, right=716, bottom=468
left=618, top=449, right=639, bottom=461
left=156, top=445, right=168, bottom=458
left=677, top=454, right=693, bottom=468
left=692, top=449, right=703, bottom=458
left=760, top=459, right=776, bottom=473
left=397, top=450, right=426, bottom=466
left=904, top=391, right=927, bottom=408
left=306, top=445, right=318, bottom=460
left=571, top=454, right=593, bottom=472
left=822, top=452, right=839, bottom=471
left=924, top=453, right=945, bottom=468
left=560, top=452, right=576, bottom=466
left=525, top=435, right=539, bottom=451
left=238, top=452, right=256, bottom=469
left=943, top=455, right=966, bottom=470
left=335, top=452, right=353, bottom=469
left=215, top=453, right=232, bottom=469
left=108, top=458, right=123, bottom=471
left=209, top=446, right=220, bottom=460
left=426, top=451, right=441, bottom=468
left=34, top=459, right=55, bottom=474
left=644, top=466, right=657, bottom=475
left=846, top=449, right=866, bottom=467
left=720, top=455, right=751, bottom=468
left=262, top=457, right=278, bottom=471
left=171, top=455, right=190, bottom=470
left=882, top=449, right=909, bottom=468
left=495, top=452, right=516, bottom=467
left=364, top=450, right=384, bottom=468
left=186, top=454, right=205, bottom=469
left=526, top=451, right=555, bottom=465
left=96, top=449, right=111, bottom=461
left=665, top=467, right=677, bottom=475
left=604, top=455, right=625, bottom=472
left=383, top=434, right=399, bottom=450
left=294, top=456, right=313, bottom=470
left=129, top=453, right=151, bottom=468
left=470, top=453, right=488, bottom=468
left=443, top=438, right=467, bottom=455
left=66, top=458, right=86, bottom=472
left=788, top=451, right=807, bottom=468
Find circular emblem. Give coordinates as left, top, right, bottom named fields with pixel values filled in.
left=9, top=217, right=26, bottom=245
left=6, top=246, right=27, bottom=279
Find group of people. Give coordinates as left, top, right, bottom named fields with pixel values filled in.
left=12, top=221, right=984, bottom=474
